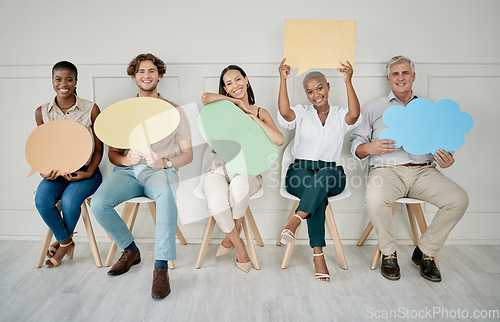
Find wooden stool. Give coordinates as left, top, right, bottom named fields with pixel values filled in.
left=276, top=191, right=350, bottom=270
left=104, top=196, right=187, bottom=269
left=357, top=197, right=439, bottom=270
left=194, top=183, right=264, bottom=270
left=36, top=197, right=102, bottom=268
left=276, top=138, right=349, bottom=270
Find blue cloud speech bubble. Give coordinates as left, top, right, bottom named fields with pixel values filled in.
left=379, top=98, right=473, bottom=155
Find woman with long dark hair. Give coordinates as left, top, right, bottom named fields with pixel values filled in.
left=201, top=65, right=283, bottom=272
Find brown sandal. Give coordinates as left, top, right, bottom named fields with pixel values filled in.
left=46, top=241, right=59, bottom=258
left=45, top=240, right=75, bottom=268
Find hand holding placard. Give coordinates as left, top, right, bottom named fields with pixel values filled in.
left=25, top=120, right=93, bottom=177
left=94, top=97, right=180, bottom=155
left=379, top=98, right=473, bottom=155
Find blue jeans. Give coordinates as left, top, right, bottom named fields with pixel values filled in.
left=35, top=168, right=102, bottom=242
left=90, top=164, right=179, bottom=261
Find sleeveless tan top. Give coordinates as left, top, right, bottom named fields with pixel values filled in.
left=40, top=95, right=95, bottom=166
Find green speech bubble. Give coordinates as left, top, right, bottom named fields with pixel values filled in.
left=198, top=100, right=278, bottom=177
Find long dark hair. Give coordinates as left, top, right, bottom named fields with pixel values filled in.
left=52, top=61, right=78, bottom=96
left=218, top=65, right=255, bottom=105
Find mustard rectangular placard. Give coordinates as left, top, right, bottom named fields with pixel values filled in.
left=284, top=19, right=356, bottom=75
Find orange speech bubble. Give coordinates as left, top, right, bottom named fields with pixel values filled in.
left=94, top=97, right=180, bottom=155
left=25, top=120, right=93, bottom=177
left=284, top=19, right=356, bottom=75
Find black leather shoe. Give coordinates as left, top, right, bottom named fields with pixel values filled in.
left=412, top=246, right=442, bottom=282
left=381, top=252, right=400, bottom=280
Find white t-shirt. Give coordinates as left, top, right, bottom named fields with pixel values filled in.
left=278, top=104, right=361, bottom=162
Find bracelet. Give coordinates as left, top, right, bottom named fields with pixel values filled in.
left=162, top=158, right=167, bottom=169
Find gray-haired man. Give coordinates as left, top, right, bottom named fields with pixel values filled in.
left=350, top=55, right=468, bottom=282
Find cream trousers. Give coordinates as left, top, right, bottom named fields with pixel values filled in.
left=203, top=166, right=262, bottom=233
left=365, top=164, right=468, bottom=256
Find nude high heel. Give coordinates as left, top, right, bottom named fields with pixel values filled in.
left=216, top=243, right=234, bottom=257
left=236, top=259, right=251, bottom=273
left=46, top=240, right=74, bottom=268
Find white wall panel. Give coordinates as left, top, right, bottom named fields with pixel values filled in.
left=1, top=0, right=499, bottom=243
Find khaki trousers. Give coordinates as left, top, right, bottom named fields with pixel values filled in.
left=365, top=164, right=468, bottom=256
left=203, top=166, right=262, bottom=233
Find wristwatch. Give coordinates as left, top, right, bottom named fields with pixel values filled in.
left=164, top=158, right=172, bottom=169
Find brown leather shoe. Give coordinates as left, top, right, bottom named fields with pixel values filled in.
left=151, top=269, right=171, bottom=299
left=107, top=249, right=141, bottom=275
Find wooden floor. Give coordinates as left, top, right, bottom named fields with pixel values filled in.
left=1, top=240, right=499, bottom=322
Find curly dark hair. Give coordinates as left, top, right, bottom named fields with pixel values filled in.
left=126, top=53, right=166, bottom=77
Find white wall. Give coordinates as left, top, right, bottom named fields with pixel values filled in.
left=1, top=0, right=499, bottom=244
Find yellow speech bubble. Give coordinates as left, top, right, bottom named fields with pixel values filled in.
left=284, top=19, right=356, bottom=75
left=25, top=120, right=93, bottom=177
left=94, top=97, right=180, bottom=155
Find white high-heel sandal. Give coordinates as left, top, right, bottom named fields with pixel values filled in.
left=280, top=214, right=304, bottom=244
left=313, top=253, right=330, bottom=283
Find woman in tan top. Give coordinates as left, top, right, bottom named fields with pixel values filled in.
left=34, top=61, right=103, bottom=268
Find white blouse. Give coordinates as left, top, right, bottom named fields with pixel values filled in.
left=278, top=104, right=361, bottom=162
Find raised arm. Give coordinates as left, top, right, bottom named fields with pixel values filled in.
left=339, top=61, right=360, bottom=125
left=278, top=58, right=295, bottom=122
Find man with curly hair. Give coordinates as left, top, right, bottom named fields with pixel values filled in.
left=92, top=53, right=192, bottom=299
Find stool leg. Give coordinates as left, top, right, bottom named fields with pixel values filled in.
left=196, top=216, right=216, bottom=268
left=105, top=202, right=137, bottom=267
left=357, top=222, right=373, bottom=246
left=281, top=201, right=300, bottom=269
left=406, top=205, right=419, bottom=245
left=37, top=229, right=54, bottom=268
left=325, top=203, right=348, bottom=270
left=246, top=208, right=263, bottom=247
left=277, top=201, right=299, bottom=246
left=81, top=200, right=102, bottom=267
left=147, top=202, right=157, bottom=225
left=176, top=226, right=188, bottom=245
left=243, top=215, right=260, bottom=269
left=371, top=245, right=381, bottom=270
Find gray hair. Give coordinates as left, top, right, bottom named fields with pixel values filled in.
left=386, top=55, right=415, bottom=76
left=302, top=71, right=327, bottom=88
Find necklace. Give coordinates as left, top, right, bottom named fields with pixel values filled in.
left=56, top=98, right=76, bottom=110
left=316, top=108, right=330, bottom=115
